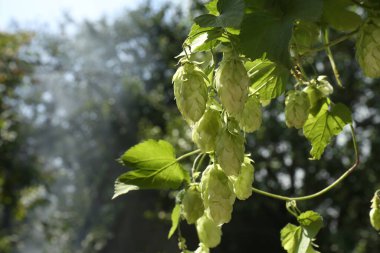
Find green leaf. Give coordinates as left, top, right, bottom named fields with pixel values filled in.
left=205, top=0, right=219, bottom=15
left=240, top=11, right=293, bottom=67
left=281, top=222, right=321, bottom=253
left=168, top=203, right=181, bottom=239
left=246, top=58, right=289, bottom=100
left=239, top=0, right=322, bottom=66
left=322, top=0, right=362, bottom=32
left=303, top=101, right=352, bottom=160
left=284, top=0, right=323, bottom=22
left=297, top=211, right=324, bottom=238
left=113, top=140, right=190, bottom=199
left=194, top=0, right=245, bottom=28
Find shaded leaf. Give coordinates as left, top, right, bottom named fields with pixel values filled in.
left=168, top=204, right=181, bottom=239
left=240, top=11, right=293, bottom=67
left=323, top=0, right=362, bottom=32
left=194, top=0, right=245, bottom=28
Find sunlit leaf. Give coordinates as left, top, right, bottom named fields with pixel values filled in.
left=297, top=211, right=324, bottom=238
left=303, top=101, right=352, bottom=160
left=113, top=140, right=190, bottom=199
left=246, top=58, right=289, bottom=100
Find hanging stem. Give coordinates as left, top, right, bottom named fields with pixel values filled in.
left=323, top=28, right=344, bottom=87
left=252, top=124, right=359, bottom=202
left=177, top=149, right=202, bottom=162
left=192, top=153, right=207, bottom=182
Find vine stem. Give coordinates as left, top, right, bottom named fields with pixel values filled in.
left=177, top=149, right=201, bottom=162
left=323, top=28, right=344, bottom=87
left=252, top=124, right=359, bottom=201
left=300, top=30, right=357, bottom=57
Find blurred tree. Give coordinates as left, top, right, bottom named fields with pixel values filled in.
left=0, top=32, right=45, bottom=252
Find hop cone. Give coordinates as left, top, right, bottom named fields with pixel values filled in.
left=194, top=243, right=210, bottom=253
left=181, top=186, right=204, bottom=224
left=230, top=157, right=254, bottom=200
left=215, top=130, right=245, bottom=177
left=237, top=95, right=262, bottom=133
left=356, top=17, right=380, bottom=78
left=316, top=76, right=333, bottom=97
left=285, top=90, right=310, bottom=129
left=370, top=190, right=380, bottom=231
left=196, top=215, right=221, bottom=248
left=173, top=62, right=208, bottom=123
left=215, top=55, right=249, bottom=116
left=302, top=76, right=332, bottom=109
left=200, top=165, right=236, bottom=225
left=192, top=108, right=222, bottom=152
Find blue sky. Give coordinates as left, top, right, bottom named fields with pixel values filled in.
left=0, top=0, right=145, bottom=30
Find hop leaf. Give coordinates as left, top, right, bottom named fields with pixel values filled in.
left=285, top=90, right=310, bottom=129
left=292, top=21, right=320, bottom=54
left=196, top=215, right=222, bottom=248
left=192, top=108, right=222, bottom=152
left=230, top=157, right=254, bottom=200
left=200, top=165, right=236, bottom=225
left=356, top=17, right=380, bottom=78
left=215, top=54, right=249, bottom=116
left=173, top=62, right=208, bottom=123
left=181, top=186, right=205, bottom=224
left=370, top=190, right=380, bottom=231
left=215, top=129, right=245, bottom=176
left=237, top=95, right=262, bottom=133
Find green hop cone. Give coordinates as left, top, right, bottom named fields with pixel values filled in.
left=194, top=243, right=210, bottom=253
left=196, top=215, right=222, bottom=248
left=315, top=76, right=333, bottom=97
left=292, top=21, right=320, bottom=54
left=181, top=186, right=204, bottom=224
left=356, top=17, right=380, bottom=78
left=173, top=62, right=208, bottom=123
left=230, top=157, right=254, bottom=200
left=370, top=190, right=380, bottom=231
left=285, top=90, right=310, bottom=129
left=215, top=129, right=245, bottom=177
left=237, top=95, right=262, bottom=133
left=200, top=165, right=236, bottom=225
left=302, top=76, right=333, bottom=109
left=215, top=54, right=249, bottom=116
left=192, top=108, right=222, bottom=152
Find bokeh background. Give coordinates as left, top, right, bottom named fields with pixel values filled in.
left=1, top=0, right=379, bottom=252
